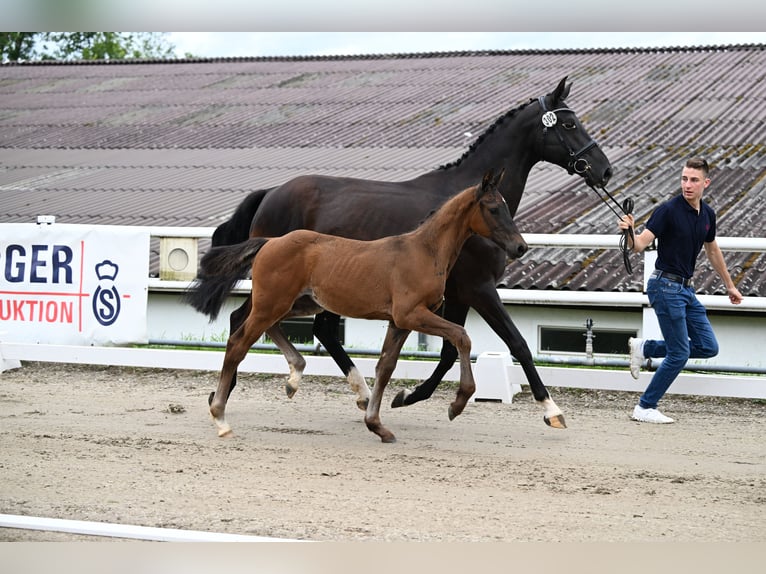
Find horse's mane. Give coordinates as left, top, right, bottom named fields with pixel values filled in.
left=437, top=97, right=535, bottom=171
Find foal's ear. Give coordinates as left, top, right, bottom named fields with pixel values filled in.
left=478, top=168, right=504, bottom=200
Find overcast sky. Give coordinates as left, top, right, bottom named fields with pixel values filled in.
left=167, top=32, right=766, bottom=59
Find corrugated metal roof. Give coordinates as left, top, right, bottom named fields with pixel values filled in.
left=2, top=45, right=765, bottom=296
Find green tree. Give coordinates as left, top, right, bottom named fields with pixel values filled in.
left=1, top=32, right=175, bottom=62
left=0, top=32, right=39, bottom=61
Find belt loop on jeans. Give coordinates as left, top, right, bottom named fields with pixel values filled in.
left=651, top=270, right=692, bottom=288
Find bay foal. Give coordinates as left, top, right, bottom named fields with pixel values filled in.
left=187, top=170, right=530, bottom=442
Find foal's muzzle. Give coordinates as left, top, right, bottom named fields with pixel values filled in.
left=506, top=238, right=528, bottom=260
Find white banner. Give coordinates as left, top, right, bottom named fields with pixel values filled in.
left=0, top=224, right=149, bottom=345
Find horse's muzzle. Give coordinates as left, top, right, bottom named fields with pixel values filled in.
left=581, top=162, right=613, bottom=188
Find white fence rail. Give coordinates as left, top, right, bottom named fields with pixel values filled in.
left=2, top=229, right=765, bottom=399
left=0, top=513, right=294, bottom=542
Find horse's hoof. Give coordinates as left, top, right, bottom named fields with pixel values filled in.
left=391, top=389, right=409, bottom=409
left=356, top=397, right=369, bottom=411
left=380, top=433, right=397, bottom=444
left=207, top=391, right=215, bottom=406
left=544, top=414, right=567, bottom=429
left=217, top=427, right=233, bottom=438
left=448, top=405, right=456, bottom=421
left=285, top=384, right=297, bottom=399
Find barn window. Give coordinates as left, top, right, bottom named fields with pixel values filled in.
left=539, top=326, right=637, bottom=355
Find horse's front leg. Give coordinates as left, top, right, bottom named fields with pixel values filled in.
left=365, top=324, right=410, bottom=443
left=313, top=311, right=370, bottom=410
left=468, top=285, right=566, bottom=429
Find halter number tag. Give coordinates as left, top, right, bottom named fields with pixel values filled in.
left=541, top=111, right=557, bottom=127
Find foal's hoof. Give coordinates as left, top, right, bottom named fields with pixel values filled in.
left=544, top=414, right=567, bottom=429
left=390, top=389, right=410, bottom=409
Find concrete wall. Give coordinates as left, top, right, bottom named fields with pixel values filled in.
left=148, top=290, right=766, bottom=370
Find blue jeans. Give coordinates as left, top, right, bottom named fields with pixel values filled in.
left=640, top=277, right=719, bottom=409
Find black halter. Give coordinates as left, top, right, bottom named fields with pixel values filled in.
left=537, top=96, right=635, bottom=274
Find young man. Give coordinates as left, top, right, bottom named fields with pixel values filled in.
left=618, top=157, right=743, bottom=423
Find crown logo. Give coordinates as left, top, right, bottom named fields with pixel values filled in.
left=95, top=260, right=119, bottom=281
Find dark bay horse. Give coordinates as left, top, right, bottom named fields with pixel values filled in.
left=203, top=77, right=613, bottom=428
left=188, top=171, right=527, bottom=442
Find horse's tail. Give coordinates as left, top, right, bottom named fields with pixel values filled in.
left=184, top=238, right=269, bottom=320
left=211, top=188, right=271, bottom=247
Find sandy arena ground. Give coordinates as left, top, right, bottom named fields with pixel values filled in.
left=1, top=361, right=764, bottom=543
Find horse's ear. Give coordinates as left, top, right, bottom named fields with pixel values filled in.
left=553, top=76, right=571, bottom=103
left=492, top=168, right=505, bottom=189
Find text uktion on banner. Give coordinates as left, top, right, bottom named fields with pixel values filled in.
left=0, top=223, right=150, bottom=345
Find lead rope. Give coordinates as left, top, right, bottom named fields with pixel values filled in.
left=538, top=96, right=635, bottom=274
left=588, top=184, right=635, bottom=275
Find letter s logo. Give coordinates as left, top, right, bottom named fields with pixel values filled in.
left=93, top=285, right=121, bottom=326
left=92, top=260, right=121, bottom=326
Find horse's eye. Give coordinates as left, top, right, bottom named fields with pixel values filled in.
left=562, top=122, right=576, bottom=130
left=488, top=207, right=499, bottom=215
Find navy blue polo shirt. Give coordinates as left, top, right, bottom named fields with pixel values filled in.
left=645, top=194, right=716, bottom=279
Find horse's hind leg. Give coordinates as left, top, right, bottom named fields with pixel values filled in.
left=313, top=312, right=370, bottom=410
left=365, top=324, right=410, bottom=443
left=265, top=324, right=306, bottom=399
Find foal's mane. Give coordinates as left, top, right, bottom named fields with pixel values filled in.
left=415, top=184, right=479, bottom=227
left=437, top=97, right=534, bottom=171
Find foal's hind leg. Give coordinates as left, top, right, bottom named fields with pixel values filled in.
left=265, top=324, right=306, bottom=399
left=365, top=324, right=410, bottom=443
left=210, top=315, right=270, bottom=437
left=208, top=297, right=253, bottom=407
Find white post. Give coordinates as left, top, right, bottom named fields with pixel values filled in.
left=470, top=351, right=520, bottom=403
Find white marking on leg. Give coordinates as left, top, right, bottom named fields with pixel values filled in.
left=347, top=366, right=371, bottom=410
left=286, top=363, right=303, bottom=397
left=541, top=397, right=563, bottom=420
left=212, top=414, right=233, bottom=437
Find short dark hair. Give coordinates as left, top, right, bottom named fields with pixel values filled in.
left=686, top=157, right=710, bottom=177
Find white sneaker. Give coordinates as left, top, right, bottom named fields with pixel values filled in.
left=628, top=337, right=644, bottom=379
left=631, top=405, right=674, bottom=424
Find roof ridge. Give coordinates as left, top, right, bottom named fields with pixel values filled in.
left=4, top=43, right=766, bottom=66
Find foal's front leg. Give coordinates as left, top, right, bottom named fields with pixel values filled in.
left=396, top=308, right=475, bottom=422
left=391, top=300, right=468, bottom=408
left=365, top=324, right=410, bottom=443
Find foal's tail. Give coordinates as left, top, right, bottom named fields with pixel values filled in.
left=184, top=238, right=269, bottom=321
